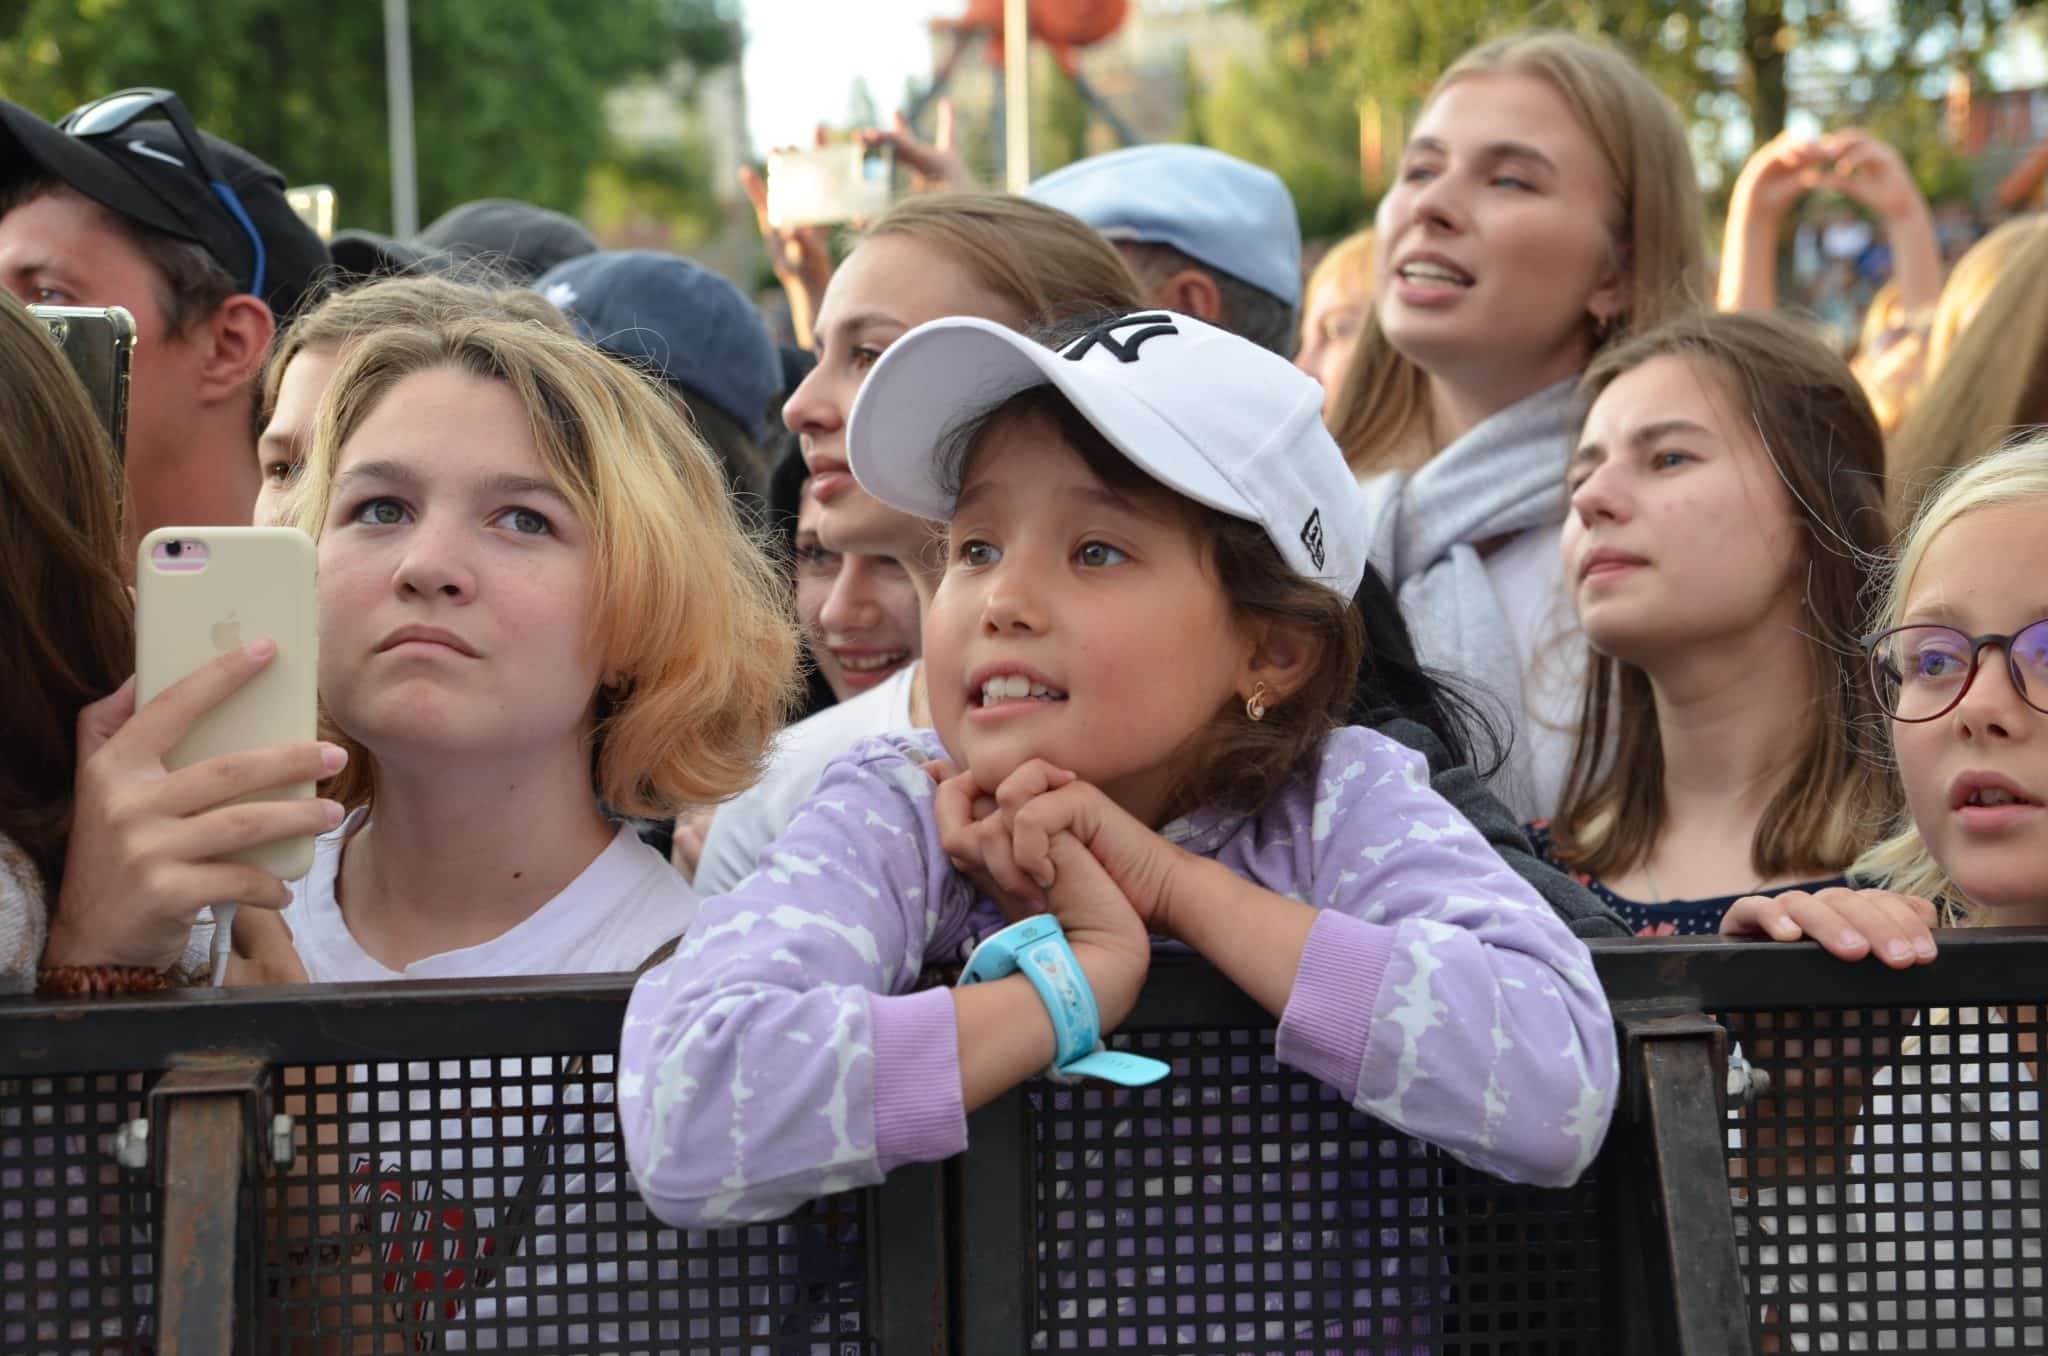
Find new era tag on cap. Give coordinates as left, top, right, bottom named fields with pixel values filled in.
left=1300, top=509, right=1326, bottom=572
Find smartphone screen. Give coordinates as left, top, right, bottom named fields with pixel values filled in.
left=766, top=144, right=893, bottom=229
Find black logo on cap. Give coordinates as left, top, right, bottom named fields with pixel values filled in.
left=1062, top=312, right=1179, bottom=364
left=1300, top=509, right=1326, bottom=571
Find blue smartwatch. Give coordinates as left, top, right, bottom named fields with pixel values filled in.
left=957, top=915, right=1170, bottom=1087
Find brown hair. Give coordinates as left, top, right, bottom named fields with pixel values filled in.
left=1885, top=219, right=2048, bottom=525
left=0, top=291, right=133, bottom=892
left=1328, top=31, right=1708, bottom=473
left=939, top=383, right=1364, bottom=820
left=862, top=193, right=1147, bottom=326
left=293, top=316, right=801, bottom=819
left=1550, top=310, right=1896, bottom=880
left=0, top=177, right=240, bottom=334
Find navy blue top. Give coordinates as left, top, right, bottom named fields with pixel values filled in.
left=1524, top=821, right=1847, bottom=936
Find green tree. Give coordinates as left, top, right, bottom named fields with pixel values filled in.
left=1237, top=0, right=2040, bottom=181
left=0, top=0, right=739, bottom=232
left=1032, top=46, right=1092, bottom=172
left=1186, top=50, right=1372, bottom=241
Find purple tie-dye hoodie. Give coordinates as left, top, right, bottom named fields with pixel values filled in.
left=619, top=725, right=1617, bottom=1226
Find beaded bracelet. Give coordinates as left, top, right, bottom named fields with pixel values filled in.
left=35, top=964, right=177, bottom=997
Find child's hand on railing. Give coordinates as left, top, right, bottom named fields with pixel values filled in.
left=928, top=758, right=1055, bottom=919
left=1719, top=886, right=1939, bottom=968
left=928, top=757, right=1162, bottom=1032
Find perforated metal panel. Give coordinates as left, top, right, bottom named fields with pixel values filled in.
left=0, top=1072, right=157, bottom=1356
left=1024, top=1027, right=1608, bottom=1353
left=1727, top=1003, right=2046, bottom=1354
left=252, top=1055, right=874, bottom=1353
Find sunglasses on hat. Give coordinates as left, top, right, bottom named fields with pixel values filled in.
left=58, top=86, right=267, bottom=298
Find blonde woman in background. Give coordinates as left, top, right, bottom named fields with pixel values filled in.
left=1329, top=30, right=1709, bottom=818
left=1885, top=219, right=2048, bottom=521
left=1295, top=227, right=1374, bottom=416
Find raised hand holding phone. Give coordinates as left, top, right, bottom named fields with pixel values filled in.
left=44, top=529, right=338, bottom=979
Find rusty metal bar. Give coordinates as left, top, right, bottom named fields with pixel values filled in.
left=150, top=1057, right=271, bottom=1356
left=1624, top=1013, right=1754, bottom=1356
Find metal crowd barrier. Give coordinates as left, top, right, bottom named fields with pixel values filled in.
left=2, top=932, right=2043, bottom=1354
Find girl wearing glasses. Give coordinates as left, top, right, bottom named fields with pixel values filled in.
left=1725, top=439, right=2048, bottom=947
left=1720, top=442, right=2048, bottom=1350
left=1535, top=311, right=1901, bottom=942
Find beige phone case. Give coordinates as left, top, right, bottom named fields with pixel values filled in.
left=136, top=527, right=319, bottom=880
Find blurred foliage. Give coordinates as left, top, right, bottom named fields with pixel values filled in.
left=0, top=0, right=740, bottom=232
left=1236, top=0, right=2041, bottom=193
left=1185, top=48, right=1372, bottom=241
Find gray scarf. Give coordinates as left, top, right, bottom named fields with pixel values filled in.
left=1358, top=379, right=1578, bottom=813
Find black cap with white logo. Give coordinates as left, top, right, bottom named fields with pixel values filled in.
left=0, top=97, right=329, bottom=322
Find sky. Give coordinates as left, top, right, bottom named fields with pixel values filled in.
left=741, top=0, right=953, bottom=154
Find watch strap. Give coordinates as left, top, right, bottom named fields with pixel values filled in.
left=958, top=917, right=1172, bottom=1088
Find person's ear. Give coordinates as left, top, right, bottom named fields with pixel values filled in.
left=1587, top=244, right=1632, bottom=339
left=193, top=295, right=276, bottom=405
left=1152, top=267, right=1225, bottom=325
left=1240, top=617, right=1318, bottom=709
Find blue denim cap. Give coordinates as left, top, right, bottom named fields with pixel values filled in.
left=1027, top=145, right=1303, bottom=308
left=536, top=249, right=781, bottom=441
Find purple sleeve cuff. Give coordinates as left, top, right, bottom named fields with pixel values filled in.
left=1275, top=910, right=1395, bottom=1101
left=869, top=986, right=969, bottom=1172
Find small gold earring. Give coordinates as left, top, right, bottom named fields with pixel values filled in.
left=1246, top=682, right=1269, bottom=722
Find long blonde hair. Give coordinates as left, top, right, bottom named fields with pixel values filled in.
left=1885, top=219, right=2048, bottom=524
left=291, top=316, right=801, bottom=818
left=1854, top=438, right=2048, bottom=917
left=1551, top=311, right=1895, bottom=881
left=1328, top=31, right=1708, bottom=473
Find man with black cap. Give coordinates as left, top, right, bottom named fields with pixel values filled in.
left=0, top=89, right=329, bottom=547
left=331, top=198, right=599, bottom=284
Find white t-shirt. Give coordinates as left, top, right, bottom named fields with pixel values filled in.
left=693, top=663, right=919, bottom=895
left=1843, top=1018, right=2042, bottom=1351
left=284, top=812, right=695, bottom=980
left=1738, top=1014, right=2043, bottom=1353
left=285, top=813, right=698, bottom=1349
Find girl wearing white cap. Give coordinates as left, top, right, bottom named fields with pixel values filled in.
left=1331, top=31, right=1709, bottom=820
left=620, top=310, right=1617, bottom=1307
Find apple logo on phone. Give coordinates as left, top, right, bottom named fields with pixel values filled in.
left=211, top=613, right=242, bottom=651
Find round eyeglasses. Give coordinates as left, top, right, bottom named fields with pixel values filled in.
left=1863, top=620, right=2048, bottom=722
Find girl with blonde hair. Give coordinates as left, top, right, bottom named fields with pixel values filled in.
left=1885, top=219, right=2048, bottom=522
left=1295, top=226, right=1375, bottom=415
left=1329, top=30, right=1709, bottom=818
left=59, top=310, right=799, bottom=989
left=1721, top=440, right=2048, bottom=1349
left=252, top=270, right=574, bottom=526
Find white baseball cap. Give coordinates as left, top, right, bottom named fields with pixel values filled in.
left=845, top=310, right=1366, bottom=596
